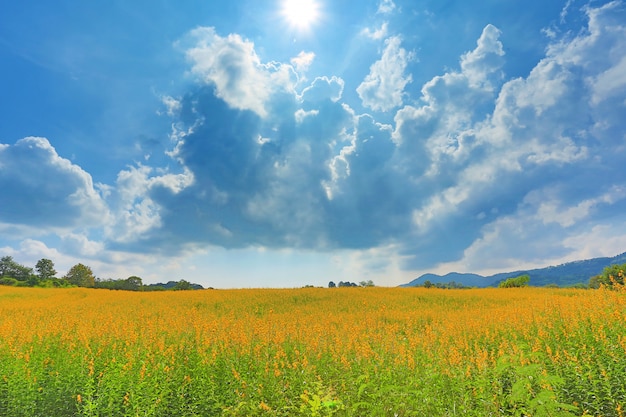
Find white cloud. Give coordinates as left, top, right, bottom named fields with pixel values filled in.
left=560, top=0, right=575, bottom=23
left=563, top=223, right=626, bottom=260
left=362, top=22, right=389, bottom=40
left=61, top=233, right=106, bottom=258
left=591, top=55, right=626, bottom=104
left=387, top=6, right=626, bottom=272
left=159, top=95, right=181, bottom=116
left=535, top=186, right=626, bottom=227
left=300, top=76, right=344, bottom=103
left=0, top=137, right=109, bottom=229
left=523, top=136, right=588, bottom=165
left=183, top=27, right=296, bottom=117
left=460, top=24, right=505, bottom=89
left=377, top=0, right=396, bottom=14
left=295, top=108, right=319, bottom=123
left=17, top=239, right=63, bottom=260
left=499, top=61, right=569, bottom=118
left=105, top=164, right=193, bottom=243
left=391, top=25, right=507, bottom=180
left=5, top=2, right=624, bottom=284
left=158, top=5, right=626, bottom=275
left=357, top=36, right=413, bottom=112
left=546, top=2, right=626, bottom=108
left=442, top=182, right=626, bottom=275
left=290, top=51, right=315, bottom=73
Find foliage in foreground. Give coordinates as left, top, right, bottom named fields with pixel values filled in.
left=1, top=286, right=625, bottom=416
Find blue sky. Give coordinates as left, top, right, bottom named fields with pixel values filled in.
left=1, top=0, right=625, bottom=288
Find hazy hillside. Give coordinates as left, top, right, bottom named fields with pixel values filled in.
left=401, top=252, right=626, bottom=288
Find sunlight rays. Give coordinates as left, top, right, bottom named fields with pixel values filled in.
left=281, top=0, right=321, bottom=31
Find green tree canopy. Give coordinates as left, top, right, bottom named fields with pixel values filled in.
left=64, top=263, right=95, bottom=288
left=589, top=263, right=625, bottom=289
left=35, top=258, right=57, bottom=280
left=0, top=256, right=33, bottom=281
left=124, top=276, right=143, bottom=291
left=499, top=274, right=530, bottom=288
left=173, top=279, right=192, bottom=291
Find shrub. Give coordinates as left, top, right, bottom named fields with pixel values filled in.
left=499, top=274, right=530, bottom=288
left=589, top=263, right=625, bottom=289
left=0, top=277, right=18, bottom=286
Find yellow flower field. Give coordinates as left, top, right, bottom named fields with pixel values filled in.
left=0, top=286, right=625, bottom=416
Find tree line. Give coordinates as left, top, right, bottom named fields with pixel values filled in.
left=328, top=280, right=375, bottom=288
left=0, top=256, right=202, bottom=291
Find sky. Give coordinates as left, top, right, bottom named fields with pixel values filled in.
left=1, top=0, right=626, bottom=288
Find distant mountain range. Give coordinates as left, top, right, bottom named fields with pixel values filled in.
left=400, top=252, right=626, bottom=288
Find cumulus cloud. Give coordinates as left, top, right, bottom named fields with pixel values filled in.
left=300, top=76, right=344, bottom=103
left=535, top=186, right=626, bottom=228
left=591, top=56, right=626, bottom=104
left=61, top=233, right=106, bottom=258
left=460, top=24, right=505, bottom=89
left=0, top=137, right=108, bottom=229
left=446, top=182, right=626, bottom=273
left=182, top=27, right=296, bottom=117
left=116, top=5, right=626, bottom=274
left=357, top=36, right=413, bottom=112
left=105, top=164, right=194, bottom=244
left=146, top=78, right=355, bottom=251
left=394, top=3, right=626, bottom=269
left=7, top=4, right=624, bottom=279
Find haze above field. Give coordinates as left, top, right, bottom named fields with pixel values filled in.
left=1, top=0, right=626, bottom=288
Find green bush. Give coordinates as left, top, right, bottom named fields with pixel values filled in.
left=499, top=274, right=530, bottom=288
left=589, top=263, right=625, bottom=289
left=0, top=277, right=18, bottom=286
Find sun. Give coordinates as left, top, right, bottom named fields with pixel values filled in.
left=281, top=0, right=321, bottom=31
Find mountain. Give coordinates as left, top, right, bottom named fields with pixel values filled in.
left=403, top=272, right=490, bottom=288
left=401, top=252, right=626, bottom=288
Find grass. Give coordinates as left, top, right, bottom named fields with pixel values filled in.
left=0, top=286, right=625, bottom=416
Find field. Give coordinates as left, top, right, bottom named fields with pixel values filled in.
left=0, top=286, right=625, bottom=416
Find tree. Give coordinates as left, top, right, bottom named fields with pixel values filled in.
left=328, top=281, right=336, bottom=288
left=35, top=258, right=57, bottom=280
left=588, top=274, right=603, bottom=289
left=359, top=280, right=375, bottom=287
left=0, top=256, right=33, bottom=281
left=589, top=263, right=625, bottom=289
left=173, top=279, right=192, bottom=291
left=499, top=274, right=530, bottom=288
left=0, top=256, right=14, bottom=276
left=124, top=276, right=143, bottom=291
left=64, top=263, right=95, bottom=287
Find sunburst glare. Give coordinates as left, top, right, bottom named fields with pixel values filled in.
left=281, top=0, right=321, bottom=31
